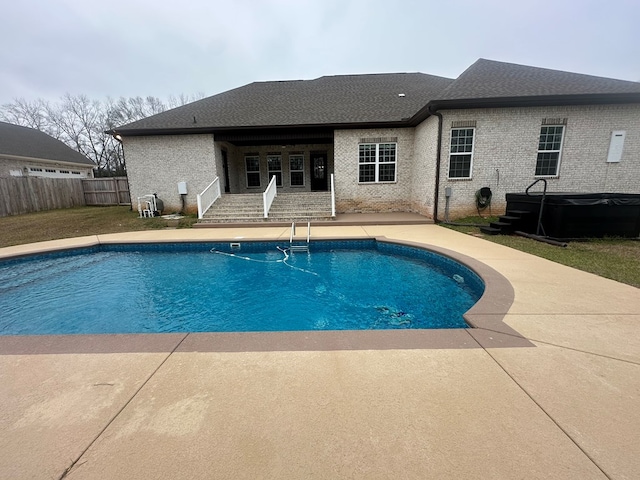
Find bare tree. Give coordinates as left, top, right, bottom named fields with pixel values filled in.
left=0, top=92, right=206, bottom=176
left=1, top=98, right=52, bottom=133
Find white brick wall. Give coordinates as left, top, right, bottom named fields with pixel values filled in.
left=334, top=128, right=416, bottom=213
left=410, top=116, right=439, bottom=217
left=436, top=104, right=640, bottom=218
left=123, top=104, right=640, bottom=219
left=125, top=134, right=217, bottom=213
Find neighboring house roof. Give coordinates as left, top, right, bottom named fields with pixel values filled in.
left=113, top=59, right=640, bottom=136
left=0, top=121, right=95, bottom=166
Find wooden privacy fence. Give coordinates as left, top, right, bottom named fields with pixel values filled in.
left=82, top=177, right=130, bottom=206
left=0, top=176, right=130, bottom=217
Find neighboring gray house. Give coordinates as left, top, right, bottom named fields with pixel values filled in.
left=112, top=59, right=640, bottom=220
left=0, top=122, right=95, bottom=179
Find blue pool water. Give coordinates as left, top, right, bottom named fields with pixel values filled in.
left=0, top=240, right=484, bottom=335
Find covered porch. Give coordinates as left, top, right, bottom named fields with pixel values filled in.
left=214, top=129, right=335, bottom=195
left=197, top=129, right=337, bottom=221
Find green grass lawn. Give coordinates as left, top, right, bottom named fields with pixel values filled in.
left=0, top=206, right=196, bottom=248
left=443, top=216, right=640, bottom=288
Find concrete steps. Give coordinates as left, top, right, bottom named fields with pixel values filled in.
left=198, top=192, right=333, bottom=224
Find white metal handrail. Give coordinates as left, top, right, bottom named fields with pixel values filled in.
left=263, top=175, right=278, bottom=218
left=289, top=222, right=295, bottom=243
left=197, top=177, right=221, bottom=219
left=330, top=173, right=336, bottom=217
left=306, top=221, right=311, bottom=243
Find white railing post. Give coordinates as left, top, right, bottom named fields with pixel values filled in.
left=330, top=173, right=336, bottom=217
left=263, top=175, right=277, bottom=218
left=197, top=177, right=221, bottom=219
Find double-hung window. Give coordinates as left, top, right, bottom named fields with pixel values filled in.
left=267, top=154, right=282, bottom=186
left=289, top=154, right=305, bottom=186
left=245, top=155, right=261, bottom=188
left=536, top=125, right=564, bottom=176
left=448, top=128, right=474, bottom=179
left=358, top=143, right=396, bottom=183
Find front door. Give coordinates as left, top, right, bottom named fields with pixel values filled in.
left=310, top=153, right=327, bottom=191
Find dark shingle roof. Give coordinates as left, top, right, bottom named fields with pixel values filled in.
left=114, top=60, right=640, bottom=135
left=0, top=122, right=95, bottom=166
left=437, top=58, right=640, bottom=101
left=115, top=73, right=454, bottom=133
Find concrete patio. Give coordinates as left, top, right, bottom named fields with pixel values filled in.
left=0, top=224, right=638, bottom=479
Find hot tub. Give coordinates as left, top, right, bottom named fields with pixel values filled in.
left=505, top=192, right=640, bottom=239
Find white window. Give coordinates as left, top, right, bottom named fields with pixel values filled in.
left=289, top=154, right=305, bottom=186
left=267, top=154, right=282, bottom=186
left=448, top=128, right=474, bottom=179
left=536, top=125, right=564, bottom=176
left=245, top=156, right=261, bottom=188
left=358, top=143, right=396, bottom=183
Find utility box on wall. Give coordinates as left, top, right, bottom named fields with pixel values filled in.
left=177, top=182, right=188, bottom=195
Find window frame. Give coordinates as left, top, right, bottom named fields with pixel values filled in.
left=358, top=142, right=397, bottom=184
left=535, top=125, right=565, bottom=177
left=267, top=154, right=283, bottom=187
left=289, top=154, right=305, bottom=187
left=447, top=127, right=475, bottom=180
left=245, top=155, right=261, bottom=188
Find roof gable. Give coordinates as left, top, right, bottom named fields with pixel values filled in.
left=0, top=122, right=95, bottom=166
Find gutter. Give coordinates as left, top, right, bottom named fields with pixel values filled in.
left=427, top=105, right=443, bottom=223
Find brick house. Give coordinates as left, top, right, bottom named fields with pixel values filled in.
left=0, top=121, right=95, bottom=179
left=112, top=59, right=640, bottom=220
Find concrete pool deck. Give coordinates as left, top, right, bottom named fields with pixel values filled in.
left=0, top=224, right=638, bottom=479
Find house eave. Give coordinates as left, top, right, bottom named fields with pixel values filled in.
left=409, top=92, right=640, bottom=124
left=108, top=120, right=412, bottom=139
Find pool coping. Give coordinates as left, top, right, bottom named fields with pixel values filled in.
left=0, top=233, right=531, bottom=354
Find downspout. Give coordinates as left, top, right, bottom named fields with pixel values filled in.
left=427, top=105, right=443, bottom=223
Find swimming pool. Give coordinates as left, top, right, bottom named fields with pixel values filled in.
left=0, top=240, right=484, bottom=335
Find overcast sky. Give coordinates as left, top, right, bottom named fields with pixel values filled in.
left=2, top=0, right=639, bottom=106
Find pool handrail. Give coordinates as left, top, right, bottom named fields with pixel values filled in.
left=330, top=174, right=336, bottom=217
